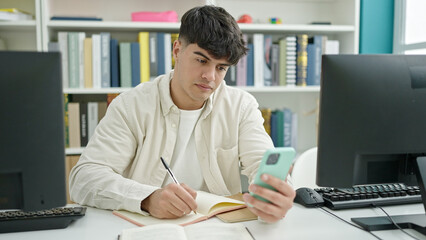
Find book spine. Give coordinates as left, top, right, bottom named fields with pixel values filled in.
left=149, top=32, right=158, bottom=80
left=246, top=43, right=254, bottom=86
left=296, top=34, right=308, bottom=86
left=83, top=38, right=93, bottom=88
left=91, top=34, right=102, bottom=88
left=64, top=94, right=70, bottom=148
left=286, top=35, right=297, bottom=86
left=283, top=108, right=292, bottom=147
left=67, top=32, right=79, bottom=88
left=100, top=32, right=111, bottom=88
left=263, top=35, right=273, bottom=86
left=236, top=34, right=248, bottom=86
left=279, top=38, right=287, bottom=86
left=156, top=32, right=165, bottom=75
left=68, top=102, right=81, bottom=148
left=164, top=33, right=172, bottom=73
left=253, top=33, right=264, bottom=87
left=119, top=42, right=132, bottom=88
left=271, top=44, right=280, bottom=86
left=261, top=108, right=272, bottom=136
left=130, top=42, right=141, bottom=87
left=138, top=32, right=150, bottom=83
left=270, top=111, right=278, bottom=146
left=307, top=35, right=323, bottom=86
left=58, top=32, right=69, bottom=88
left=79, top=102, right=88, bottom=147
left=87, top=102, right=98, bottom=141
left=224, top=65, right=236, bottom=86
left=110, top=38, right=120, bottom=87
left=78, top=32, right=86, bottom=88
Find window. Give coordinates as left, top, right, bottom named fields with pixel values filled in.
left=393, top=0, right=426, bottom=54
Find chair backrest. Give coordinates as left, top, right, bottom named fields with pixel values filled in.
left=291, top=147, right=319, bottom=189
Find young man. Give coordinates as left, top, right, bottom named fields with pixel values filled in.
left=70, top=5, right=295, bottom=223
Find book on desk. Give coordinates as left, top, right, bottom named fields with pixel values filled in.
left=113, top=191, right=257, bottom=226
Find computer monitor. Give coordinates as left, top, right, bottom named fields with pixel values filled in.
left=317, top=54, right=426, bottom=234
left=0, top=51, right=66, bottom=211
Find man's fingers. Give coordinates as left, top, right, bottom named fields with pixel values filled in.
left=181, top=183, right=197, bottom=199
left=173, top=184, right=198, bottom=212
left=243, top=193, right=284, bottom=218
left=163, top=184, right=195, bottom=214
left=260, top=174, right=296, bottom=199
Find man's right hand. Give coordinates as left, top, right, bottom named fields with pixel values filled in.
left=140, top=183, right=197, bottom=219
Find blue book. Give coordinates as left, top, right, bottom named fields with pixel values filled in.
left=306, top=36, right=323, bottom=86
left=306, top=44, right=315, bottom=86
left=110, top=39, right=120, bottom=87
left=157, top=32, right=165, bottom=75
left=246, top=43, right=254, bottom=86
left=130, top=42, right=141, bottom=87
left=51, top=16, right=103, bottom=21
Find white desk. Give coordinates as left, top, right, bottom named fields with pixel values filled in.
left=2, top=203, right=426, bottom=240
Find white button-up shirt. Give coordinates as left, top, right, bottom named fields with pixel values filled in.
left=69, top=70, right=274, bottom=214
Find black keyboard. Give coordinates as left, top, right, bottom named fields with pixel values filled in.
left=0, top=206, right=86, bottom=233
left=315, top=183, right=422, bottom=210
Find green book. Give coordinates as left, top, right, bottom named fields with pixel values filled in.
left=67, top=32, right=80, bottom=88
left=119, top=42, right=132, bottom=88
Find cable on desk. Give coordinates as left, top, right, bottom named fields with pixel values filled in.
left=372, top=204, right=421, bottom=240
left=319, top=207, right=383, bottom=240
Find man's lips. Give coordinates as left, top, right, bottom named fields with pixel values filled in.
left=196, top=83, right=213, bottom=90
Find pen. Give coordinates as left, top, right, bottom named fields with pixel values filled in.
left=160, top=157, right=180, bottom=184
left=160, top=157, right=197, bottom=214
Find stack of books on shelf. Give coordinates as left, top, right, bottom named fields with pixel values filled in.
left=64, top=93, right=119, bottom=149
left=224, top=33, right=339, bottom=87
left=49, top=32, right=177, bottom=89
left=50, top=31, right=339, bottom=89
left=261, top=108, right=297, bottom=149
left=0, top=8, right=33, bottom=21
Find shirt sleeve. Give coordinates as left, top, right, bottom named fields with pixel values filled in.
left=69, top=95, right=158, bottom=215
left=238, top=95, right=275, bottom=184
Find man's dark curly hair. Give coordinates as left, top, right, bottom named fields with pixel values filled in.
left=179, top=5, right=248, bottom=65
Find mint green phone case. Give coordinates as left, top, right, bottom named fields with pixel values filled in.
left=250, top=147, right=296, bottom=203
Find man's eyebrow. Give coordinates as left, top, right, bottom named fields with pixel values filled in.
left=194, top=51, right=231, bottom=66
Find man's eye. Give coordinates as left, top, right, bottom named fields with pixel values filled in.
left=197, top=58, right=207, bottom=64
left=218, top=66, right=228, bottom=71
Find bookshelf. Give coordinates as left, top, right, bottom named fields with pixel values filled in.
left=4, top=0, right=359, bottom=154
left=0, top=0, right=41, bottom=51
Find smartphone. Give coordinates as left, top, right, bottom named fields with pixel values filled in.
left=250, top=147, right=295, bottom=203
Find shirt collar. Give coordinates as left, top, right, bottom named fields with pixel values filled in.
left=158, top=70, right=219, bottom=118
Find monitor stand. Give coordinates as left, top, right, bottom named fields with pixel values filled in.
left=351, top=156, right=426, bottom=235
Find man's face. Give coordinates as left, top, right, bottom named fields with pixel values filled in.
left=170, top=40, right=230, bottom=110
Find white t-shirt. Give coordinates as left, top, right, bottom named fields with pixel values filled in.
left=162, top=107, right=207, bottom=191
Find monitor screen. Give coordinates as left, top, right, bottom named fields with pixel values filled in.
left=317, top=54, right=426, bottom=188
left=0, top=51, right=66, bottom=211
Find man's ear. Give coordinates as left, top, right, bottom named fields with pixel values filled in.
left=172, top=39, right=182, bottom=62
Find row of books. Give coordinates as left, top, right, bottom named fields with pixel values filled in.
left=50, top=31, right=338, bottom=89
left=64, top=93, right=119, bottom=148
left=0, top=8, right=33, bottom=21
left=49, top=31, right=178, bottom=89
left=261, top=108, right=297, bottom=148
left=225, top=34, right=339, bottom=87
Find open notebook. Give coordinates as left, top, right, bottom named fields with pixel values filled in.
left=113, top=191, right=248, bottom=226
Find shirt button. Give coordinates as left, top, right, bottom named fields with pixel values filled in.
left=172, top=123, right=176, bottom=128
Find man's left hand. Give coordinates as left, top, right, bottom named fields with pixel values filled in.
left=243, top=174, right=295, bottom=223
